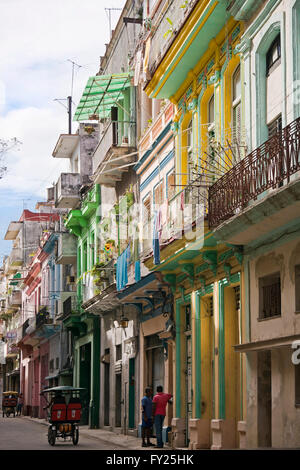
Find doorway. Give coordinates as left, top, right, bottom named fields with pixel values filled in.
left=104, top=348, right=110, bottom=426
left=128, top=358, right=135, bottom=429
left=79, top=343, right=91, bottom=425
left=146, top=335, right=165, bottom=393
left=115, top=373, right=122, bottom=427
left=185, top=333, right=192, bottom=447
left=257, top=350, right=272, bottom=447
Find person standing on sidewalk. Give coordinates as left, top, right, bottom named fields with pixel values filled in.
left=152, top=385, right=172, bottom=448
left=17, top=393, right=23, bottom=416
left=141, top=387, right=155, bottom=447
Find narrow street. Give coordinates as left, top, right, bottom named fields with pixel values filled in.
left=0, top=415, right=129, bottom=450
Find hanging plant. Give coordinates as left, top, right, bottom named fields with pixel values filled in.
left=163, top=18, right=174, bottom=39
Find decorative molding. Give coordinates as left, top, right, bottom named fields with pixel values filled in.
left=202, top=250, right=217, bottom=276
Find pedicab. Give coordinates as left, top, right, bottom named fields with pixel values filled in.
left=2, top=391, right=18, bottom=417
left=41, top=386, right=86, bottom=446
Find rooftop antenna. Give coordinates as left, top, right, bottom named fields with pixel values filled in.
left=105, top=8, right=122, bottom=39
left=54, top=59, right=82, bottom=134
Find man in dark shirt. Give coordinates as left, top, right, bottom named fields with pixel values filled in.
left=141, top=387, right=155, bottom=447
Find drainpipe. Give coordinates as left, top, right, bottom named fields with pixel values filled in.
left=123, top=381, right=128, bottom=435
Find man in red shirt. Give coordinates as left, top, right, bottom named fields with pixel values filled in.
left=152, top=385, right=173, bottom=448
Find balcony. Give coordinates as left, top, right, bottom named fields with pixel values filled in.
left=227, top=0, right=261, bottom=21
left=208, top=117, right=300, bottom=245
left=36, top=307, right=52, bottom=329
left=145, top=0, right=198, bottom=78
left=144, top=0, right=229, bottom=99
left=81, top=184, right=100, bottom=218
left=93, top=120, right=137, bottom=186
left=140, top=181, right=207, bottom=261
left=10, top=246, right=23, bottom=265
left=56, top=232, right=77, bottom=265
left=22, top=318, right=29, bottom=338
left=54, top=173, right=82, bottom=209
left=8, top=290, right=22, bottom=308
left=139, top=102, right=174, bottom=158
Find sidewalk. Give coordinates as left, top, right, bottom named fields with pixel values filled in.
left=21, top=415, right=172, bottom=450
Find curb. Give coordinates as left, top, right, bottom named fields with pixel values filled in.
left=21, top=416, right=152, bottom=450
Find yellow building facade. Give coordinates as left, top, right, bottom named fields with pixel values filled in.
left=143, top=0, right=247, bottom=449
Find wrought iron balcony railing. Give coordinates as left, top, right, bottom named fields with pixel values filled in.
left=208, top=117, right=300, bottom=228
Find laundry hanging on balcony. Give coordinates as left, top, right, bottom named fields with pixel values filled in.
left=73, top=72, right=133, bottom=121
left=116, top=245, right=130, bottom=291
left=132, top=226, right=141, bottom=282
left=153, top=209, right=162, bottom=265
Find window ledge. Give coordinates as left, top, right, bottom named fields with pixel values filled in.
left=257, top=314, right=281, bottom=322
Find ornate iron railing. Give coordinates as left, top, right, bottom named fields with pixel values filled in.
left=208, top=117, right=300, bottom=228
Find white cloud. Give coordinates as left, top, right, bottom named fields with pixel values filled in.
left=0, top=106, right=69, bottom=197
left=0, top=0, right=126, bottom=197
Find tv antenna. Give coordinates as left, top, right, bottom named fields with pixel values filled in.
left=105, top=8, right=122, bottom=39
left=54, top=59, right=82, bottom=134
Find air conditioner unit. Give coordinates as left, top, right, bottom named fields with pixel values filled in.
left=101, top=354, right=110, bottom=364
left=66, top=276, right=76, bottom=284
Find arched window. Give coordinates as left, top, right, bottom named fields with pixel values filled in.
left=207, top=94, right=215, bottom=170
left=232, top=65, right=242, bottom=156
left=186, top=118, right=193, bottom=183
left=266, top=34, right=281, bottom=76
left=208, top=94, right=215, bottom=125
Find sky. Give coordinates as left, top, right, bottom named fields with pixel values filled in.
left=0, top=0, right=126, bottom=259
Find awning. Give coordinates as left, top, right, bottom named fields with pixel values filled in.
left=4, top=221, right=23, bottom=240
left=6, top=369, right=20, bottom=376
left=44, top=374, right=59, bottom=381
left=234, top=334, right=300, bottom=352
left=73, top=72, right=132, bottom=122
left=9, top=272, right=22, bottom=286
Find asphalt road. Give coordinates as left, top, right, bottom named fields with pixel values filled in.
left=0, top=415, right=126, bottom=450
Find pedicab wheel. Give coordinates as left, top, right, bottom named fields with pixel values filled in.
left=72, top=426, right=79, bottom=445
left=6, top=411, right=10, bottom=418
left=48, top=427, right=56, bottom=446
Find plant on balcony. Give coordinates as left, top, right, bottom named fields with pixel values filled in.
left=163, top=18, right=175, bottom=39
left=180, top=1, right=189, bottom=9
left=125, top=185, right=134, bottom=207
left=84, top=125, right=95, bottom=135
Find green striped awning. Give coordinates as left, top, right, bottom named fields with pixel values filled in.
left=73, top=72, right=132, bottom=122
left=9, top=272, right=21, bottom=286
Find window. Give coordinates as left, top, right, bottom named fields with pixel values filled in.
left=116, top=344, right=122, bottom=361
left=167, top=169, right=176, bottom=201
left=295, top=265, right=300, bottom=312
left=185, top=304, right=191, bottom=331
left=266, top=34, right=281, bottom=76
left=207, top=94, right=215, bottom=168
left=142, top=195, right=151, bottom=223
left=232, top=66, right=242, bottom=151
left=142, top=194, right=152, bottom=247
left=208, top=94, right=215, bottom=125
left=208, top=297, right=213, bottom=317
left=83, top=240, right=87, bottom=272
left=186, top=118, right=193, bottom=183
left=259, top=272, right=281, bottom=319
left=90, top=231, right=95, bottom=267
left=49, top=359, right=54, bottom=373
left=154, top=180, right=164, bottom=206
left=267, top=114, right=282, bottom=138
